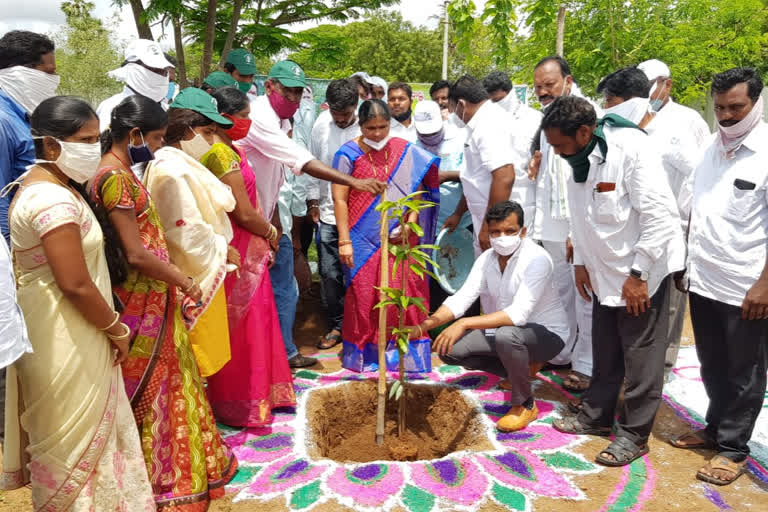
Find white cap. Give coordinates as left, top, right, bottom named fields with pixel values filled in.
left=638, top=59, right=670, bottom=81
left=124, top=39, right=174, bottom=70
left=413, top=100, right=443, bottom=135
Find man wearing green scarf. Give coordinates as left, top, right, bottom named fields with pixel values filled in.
left=542, top=96, right=686, bottom=468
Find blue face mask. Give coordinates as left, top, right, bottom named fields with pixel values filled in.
left=128, top=132, right=154, bottom=165
left=166, top=82, right=177, bottom=101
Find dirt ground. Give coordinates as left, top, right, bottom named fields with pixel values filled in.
left=2, top=291, right=767, bottom=511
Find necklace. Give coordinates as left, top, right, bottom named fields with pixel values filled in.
left=366, top=149, right=389, bottom=181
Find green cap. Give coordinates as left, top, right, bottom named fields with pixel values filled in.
left=203, top=71, right=237, bottom=89
left=268, top=60, right=306, bottom=88
left=170, top=88, right=233, bottom=127
left=226, top=48, right=257, bottom=75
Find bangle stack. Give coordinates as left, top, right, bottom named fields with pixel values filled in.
left=338, top=239, right=352, bottom=247
left=265, top=224, right=279, bottom=242
left=100, top=311, right=120, bottom=331
left=106, top=322, right=131, bottom=342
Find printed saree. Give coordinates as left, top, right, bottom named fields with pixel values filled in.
left=91, top=167, right=237, bottom=511
left=200, top=144, right=295, bottom=427
left=2, top=181, right=155, bottom=511
left=333, top=137, right=440, bottom=372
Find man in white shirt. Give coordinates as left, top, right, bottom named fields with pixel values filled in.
left=430, top=79, right=452, bottom=120
left=447, top=75, right=533, bottom=254
left=543, top=96, right=685, bottom=466
left=411, top=201, right=568, bottom=432
left=529, top=56, right=595, bottom=385
left=236, top=61, right=386, bottom=368
left=638, top=58, right=712, bottom=375
left=677, top=68, right=768, bottom=485
left=308, top=79, right=362, bottom=349
left=388, top=82, right=417, bottom=142
left=597, top=66, right=705, bottom=380
left=96, top=39, right=174, bottom=132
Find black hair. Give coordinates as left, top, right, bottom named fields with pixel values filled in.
left=541, top=96, right=597, bottom=136
left=430, top=80, right=451, bottom=97
left=534, top=56, right=572, bottom=78
left=388, top=81, right=413, bottom=99
left=485, top=200, right=524, bottom=227
left=223, top=62, right=237, bottom=74
left=711, top=67, right=764, bottom=102
left=326, top=79, right=359, bottom=111
left=358, top=99, right=391, bottom=125
left=483, top=71, right=513, bottom=94
left=30, top=96, right=128, bottom=288
left=165, top=108, right=214, bottom=145
left=211, top=86, right=248, bottom=115
left=350, top=75, right=371, bottom=96
left=0, top=30, right=55, bottom=70
left=596, top=67, right=650, bottom=100
left=101, top=95, right=168, bottom=153
left=449, top=75, right=490, bottom=104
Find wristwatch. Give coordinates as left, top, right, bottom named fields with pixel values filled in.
left=630, top=268, right=649, bottom=281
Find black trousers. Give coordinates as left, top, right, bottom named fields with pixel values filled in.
left=578, top=278, right=669, bottom=445
left=689, top=292, right=768, bottom=462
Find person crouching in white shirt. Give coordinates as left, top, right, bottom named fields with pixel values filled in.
left=543, top=96, right=685, bottom=467
left=674, top=67, right=768, bottom=486
left=408, top=201, right=568, bottom=432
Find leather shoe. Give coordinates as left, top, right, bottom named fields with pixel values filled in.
left=289, top=354, right=318, bottom=368
left=497, top=403, right=539, bottom=432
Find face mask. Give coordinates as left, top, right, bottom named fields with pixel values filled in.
left=108, top=63, right=169, bottom=103
left=490, top=234, right=522, bottom=256
left=35, top=138, right=102, bottom=184
left=166, top=82, right=177, bottom=101
left=417, top=128, right=445, bottom=149
left=237, top=81, right=252, bottom=94
left=648, top=82, right=665, bottom=112
left=363, top=136, right=391, bottom=151
left=604, top=97, right=650, bottom=125
left=0, top=66, right=61, bottom=114
left=268, top=89, right=300, bottom=119
left=224, top=114, right=252, bottom=141
left=128, top=131, right=154, bottom=164
left=179, top=128, right=212, bottom=161
left=393, top=109, right=412, bottom=123
left=451, top=102, right=468, bottom=129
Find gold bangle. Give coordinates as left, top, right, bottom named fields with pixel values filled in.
left=99, top=311, right=120, bottom=331
left=416, top=324, right=424, bottom=338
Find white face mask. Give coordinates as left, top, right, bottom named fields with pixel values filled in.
left=107, top=63, right=169, bottom=103
left=490, top=234, right=522, bottom=256
left=35, top=138, right=102, bottom=184
left=363, top=135, right=391, bottom=151
left=0, top=66, right=60, bottom=114
left=180, top=128, right=212, bottom=161
left=604, top=97, right=651, bottom=125
left=451, top=101, right=468, bottom=129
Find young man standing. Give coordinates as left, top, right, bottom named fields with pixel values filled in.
left=411, top=201, right=568, bottom=431
left=388, top=82, right=417, bottom=142
left=543, top=96, right=685, bottom=466
left=308, top=79, right=362, bottom=350
left=675, top=68, right=768, bottom=486
left=224, top=48, right=258, bottom=96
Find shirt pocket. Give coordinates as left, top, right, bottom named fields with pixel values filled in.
left=723, top=183, right=763, bottom=224
left=592, top=187, right=630, bottom=225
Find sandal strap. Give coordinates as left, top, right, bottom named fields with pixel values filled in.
left=674, top=429, right=711, bottom=445
left=602, top=437, right=645, bottom=460
left=708, top=455, right=745, bottom=473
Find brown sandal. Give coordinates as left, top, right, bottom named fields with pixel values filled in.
left=562, top=371, right=591, bottom=392
left=670, top=429, right=716, bottom=450
left=317, top=331, right=342, bottom=350
left=696, top=455, right=746, bottom=486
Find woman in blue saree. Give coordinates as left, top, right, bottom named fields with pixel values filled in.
left=332, top=99, right=440, bottom=372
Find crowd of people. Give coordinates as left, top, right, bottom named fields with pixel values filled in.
left=0, top=26, right=765, bottom=511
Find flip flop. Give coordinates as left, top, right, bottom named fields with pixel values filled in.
left=553, top=416, right=611, bottom=437
left=696, top=455, right=746, bottom=486
left=595, top=437, right=649, bottom=467
left=670, top=429, right=716, bottom=450
left=562, top=371, right=591, bottom=392
left=317, top=332, right=342, bottom=350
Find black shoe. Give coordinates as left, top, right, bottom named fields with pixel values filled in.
left=289, top=354, right=318, bottom=368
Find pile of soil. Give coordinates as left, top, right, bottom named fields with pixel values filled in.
left=305, top=380, right=494, bottom=462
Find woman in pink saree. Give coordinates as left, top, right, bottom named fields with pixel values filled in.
left=200, top=87, right=295, bottom=427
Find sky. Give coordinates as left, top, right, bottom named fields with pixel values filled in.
left=0, top=0, right=483, bottom=49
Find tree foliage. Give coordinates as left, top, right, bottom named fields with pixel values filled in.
left=449, top=0, right=768, bottom=106
left=55, top=0, right=124, bottom=107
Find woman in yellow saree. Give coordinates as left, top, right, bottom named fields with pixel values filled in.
left=1, top=97, right=155, bottom=510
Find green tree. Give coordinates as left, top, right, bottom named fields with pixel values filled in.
left=55, top=0, right=124, bottom=107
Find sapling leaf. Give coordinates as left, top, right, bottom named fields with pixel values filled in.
left=395, top=384, right=403, bottom=401
left=397, top=336, right=410, bottom=354
left=399, top=295, right=410, bottom=310
left=389, top=379, right=400, bottom=399
left=409, top=263, right=424, bottom=279
left=409, top=296, right=429, bottom=314
left=407, top=222, right=424, bottom=237
left=373, top=300, right=396, bottom=310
